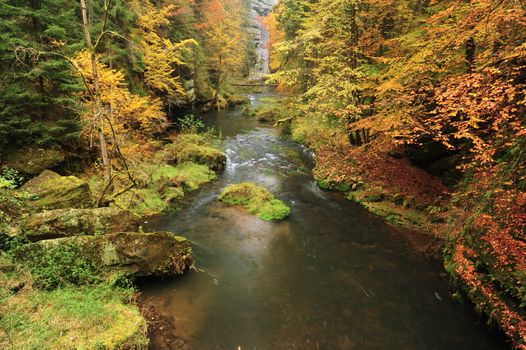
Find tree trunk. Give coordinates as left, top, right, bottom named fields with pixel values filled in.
left=80, top=0, right=111, bottom=184
left=465, top=37, right=476, bottom=73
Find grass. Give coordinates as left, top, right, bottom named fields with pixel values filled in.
left=0, top=285, right=147, bottom=350
left=218, top=183, right=291, bottom=221
left=0, top=255, right=148, bottom=350
left=114, top=161, right=215, bottom=217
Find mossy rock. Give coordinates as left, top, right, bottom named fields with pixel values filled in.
left=22, top=207, right=137, bottom=241
left=21, top=170, right=94, bottom=210
left=2, top=147, right=65, bottom=176
left=163, top=134, right=227, bottom=172
left=316, top=179, right=352, bottom=192
left=218, top=182, right=291, bottom=221
left=18, top=232, right=193, bottom=279
left=176, top=144, right=227, bottom=172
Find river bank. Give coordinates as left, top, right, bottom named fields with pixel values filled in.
left=0, top=128, right=227, bottom=348
left=138, top=91, right=508, bottom=349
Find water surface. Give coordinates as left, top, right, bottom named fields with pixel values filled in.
left=141, top=92, right=506, bottom=350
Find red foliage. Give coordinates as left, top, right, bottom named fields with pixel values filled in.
left=453, top=244, right=526, bottom=348
left=314, top=138, right=448, bottom=207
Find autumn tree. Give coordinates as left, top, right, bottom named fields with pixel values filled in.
left=197, top=0, right=248, bottom=108
left=132, top=0, right=197, bottom=107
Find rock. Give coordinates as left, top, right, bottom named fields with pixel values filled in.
left=177, top=144, right=227, bottom=172
left=22, top=207, right=137, bottom=241
left=21, top=170, right=94, bottom=210
left=2, top=147, right=65, bottom=176
left=163, top=135, right=227, bottom=172
left=19, top=232, right=193, bottom=279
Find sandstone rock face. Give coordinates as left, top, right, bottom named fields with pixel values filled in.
left=248, top=0, right=277, bottom=79
left=23, top=207, right=137, bottom=241
left=21, top=170, right=94, bottom=210
left=20, top=232, right=193, bottom=279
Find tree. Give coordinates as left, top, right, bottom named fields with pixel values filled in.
left=0, top=0, right=82, bottom=154
left=132, top=0, right=197, bottom=107
left=79, top=0, right=112, bottom=183
left=197, top=0, right=248, bottom=108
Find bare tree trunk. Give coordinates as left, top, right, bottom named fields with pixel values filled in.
left=80, top=0, right=111, bottom=184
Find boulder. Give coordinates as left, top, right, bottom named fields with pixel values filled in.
left=19, top=232, right=193, bottom=279
left=22, top=207, right=137, bottom=241
left=176, top=144, right=227, bottom=172
left=163, top=136, right=227, bottom=172
left=21, top=170, right=94, bottom=210
left=3, top=147, right=65, bottom=175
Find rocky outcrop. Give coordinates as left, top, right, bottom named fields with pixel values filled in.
left=19, top=232, right=193, bottom=279
left=248, top=0, right=277, bottom=79
left=22, top=207, right=137, bottom=241
left=21, top=170, right=94, bottom=210
left=2, top=147, right=65, bottom=175
left=163, top=135, right=227, bottom=172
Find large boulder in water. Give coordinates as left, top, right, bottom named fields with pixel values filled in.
left=21, top=170, right=94, bottom=210
left=18, top=232, right=192, bottom=279
left=22, top=207, right=137, bottom=241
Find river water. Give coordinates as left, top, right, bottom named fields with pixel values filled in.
left=141, top=92, right=506, bottom=349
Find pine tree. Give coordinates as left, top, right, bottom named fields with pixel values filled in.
left=0, top=0, right=82, bottom=154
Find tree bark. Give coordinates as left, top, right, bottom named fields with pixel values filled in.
left=465, top=37, right=476, bottom=73
left=80, top=0, right=111, bottom=184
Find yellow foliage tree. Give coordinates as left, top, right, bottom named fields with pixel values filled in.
left=132, top=0, right=197, bottom=106
left=74, top=50, right=167, bottom=142
left=198, top=0, right=248, bottom=106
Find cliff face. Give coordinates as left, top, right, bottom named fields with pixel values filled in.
left=248, top=0, right=277, bottom=79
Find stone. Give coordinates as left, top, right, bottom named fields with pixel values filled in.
left=19, top=232, right=193, bottom=279
left=22, top=207, right=137, bottom=241
left=2, top=147, right=65, bottom=176
left=163, top=136, right=227, bottom=172
left=21, top=170, right=94, bottom=210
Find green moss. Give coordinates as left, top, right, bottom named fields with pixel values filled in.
left=162, top=133, right=226, bottom=171
left=116, top=161, right=215, bottom=216
left=0, top=254, right=148, bottom=349
left=316, top=179, right=351, bottom=192
left=166, top=162, right=217, bottom=191
left=0, top=284, right=147, bottom=350
left=218, top=183, right=291, bottom=221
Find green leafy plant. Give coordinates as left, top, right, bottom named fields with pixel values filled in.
left=0, top=167, right=24, bottom=189
left=19, top=242, right=100, bottom=289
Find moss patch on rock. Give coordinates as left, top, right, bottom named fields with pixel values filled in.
left=162, top=134, right=226, bottom=172
left=0, top=284, right=148, bottom=350
left=151, top=162, right=217, bottom=191
left=0, top=255, right=149, bottom=350
left=22, top=207, right=137, bottom=242
left=218, top=183, right=291, bottom=221
left=17, top=232, right=193, bottom=281
left=21, top=170, right=93, bottom=210
left=114, top=161, right=215, bottom=217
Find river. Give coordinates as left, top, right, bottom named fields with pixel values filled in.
left=140, top=91, right=506, bottom=350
